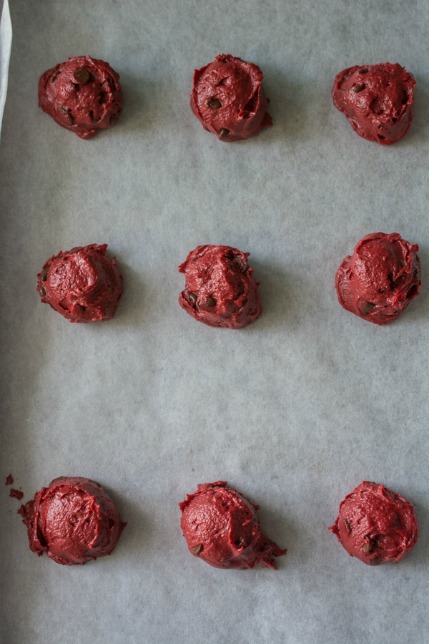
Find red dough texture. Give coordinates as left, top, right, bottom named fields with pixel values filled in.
left=335, top=232, right=420, bottom=325
left=39, top=56, right=122, bottom=139
left=329, top=481, right=418, bottom=565
left=332, top=62, right=415, bottom=144
left=190, top=54, right=272, bottom=141
left=18, top=477, right=126, bottom=565
left=37, top=244, right=123, bottom=323
left=178, top=245, right=262, bottom=329
left=179, top=481, right=286, bottom=570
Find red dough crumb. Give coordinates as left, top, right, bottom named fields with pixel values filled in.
left=9, top=489, right=24, bottom=500
left=19, top=477, right=126, bottom=565
left=39, top=56, right=122, bottom=139
left=37, top=244, right=123, bottom=323
left=332, top=62, right=415, bottom=144
left=329, top=481, right=418, bottom=565
left=5, top=474, right=13, bottom=485
left=190, top=54, right=272, bottom=141
left=178, top=245, right=262, bottom=329
left=179, top=481, right=286, bottom=570
left=335, top=232, right=420, bottom=325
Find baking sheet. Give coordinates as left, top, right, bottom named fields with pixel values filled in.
left=0, top=0, right=11, bottom=135
left=0, top=1, right=428, bottom=643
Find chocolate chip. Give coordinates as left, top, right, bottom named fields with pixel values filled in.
left=359, top=301, right=375, bottom=315
left=352, top=84, right=366, bottom=92
left=228, top=258, right=248, bottom=273
left=407, top=285, right=418, bottom=299
left=58, top=107, right=74, bottom=124
left=362, top=538, right=374, bottom=554
left=39, top=286, right=46, bottom=297
left=188, top=292, right=197, bottom=306
left=370, top=97, right=385, bottom=115
left=219, top=128, right=229, bottom=138
left=359, top=68, right=368, bottom=74
left=50, top=69, right=61, bottom=83
left=206, top=296, right=216, bottom=307
left=41, top=270, right=48, bottom=282
left=74, top=67, right=90, bottom=85
left=191, top=544, right=203, bottom=555
left=344, top=519, right=351, bottom=533
left=98, top=91, right=108, bottom=105
left=206, top=98, right=222, bottom=110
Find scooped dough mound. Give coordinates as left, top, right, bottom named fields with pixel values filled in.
left=179, top=481, right=286, bottom=569
left=332, top=62, right=415, bottom=144
left=190, top=54, right=272, bottom=141
left=178, top=244, right=262, bottom=329
left=37, top=243, right=123, bottom=322
left=39, top=56, right=122, bottom=139
left=19, top=477, right=126, bottom=565
left=329, top=481, right=418, bottom=565
left=335, top=232, right=420, bottom=324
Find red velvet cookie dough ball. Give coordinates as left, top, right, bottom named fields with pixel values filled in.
left=37, top=244, right=123, bottom=323
left=332, top=62, right=415, bottom=144
left=178, top=245, right=262, bottom=329
left=190, top=54, right=272, bottom=141
left=179, top=481, right=286, bottom=570
left=39, top=56, right=122, bottom=139
left=329, top=481, right=418, bottom=565
left=18, top=477, right=126, bottom=565
left=335, top=232, right=420, bottom=325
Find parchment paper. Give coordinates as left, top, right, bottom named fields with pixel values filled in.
left=1, top=2, right=428, bottom=643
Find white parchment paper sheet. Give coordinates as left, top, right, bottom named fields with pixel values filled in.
left=1, top=1, right=428, bottom=643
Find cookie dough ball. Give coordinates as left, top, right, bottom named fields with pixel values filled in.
left=37, top=244, right=123, bottom=323
left=332, top=62, right=415, bottom=144
left=329, top=481, right=418, bottom=565
left=18, top=477, right=126, bottom=565
left=178, top=245, right=262, bottom=329
left=190, top=54, right=272, bottom=141
left=39, top=56, right=122, bottom=139
left=335, top=232, right=420, bottom=325
left=179, top=481, right=286, bottom=569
